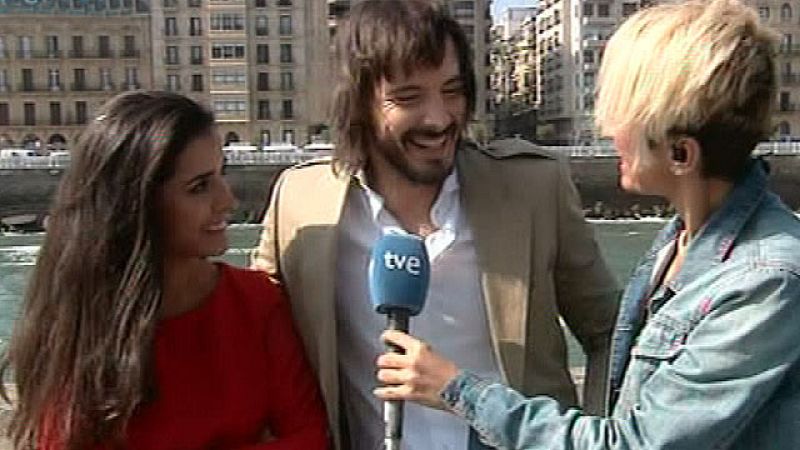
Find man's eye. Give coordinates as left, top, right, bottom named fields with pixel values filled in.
left=443, top=86, right=464, bottom=96
left=391, top=95, right=420, bottom=104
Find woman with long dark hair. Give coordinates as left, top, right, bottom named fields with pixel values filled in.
left=0, top=91, right=328, bottom=449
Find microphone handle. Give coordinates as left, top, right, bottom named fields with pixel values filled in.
left=385, top=309, right=409, bottom=450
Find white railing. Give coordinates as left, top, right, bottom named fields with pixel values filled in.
left=4, top=142, right=800, bottom=170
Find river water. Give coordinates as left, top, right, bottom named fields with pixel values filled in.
left=0, top=221, right=664, bottom=366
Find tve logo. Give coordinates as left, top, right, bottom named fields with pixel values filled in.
left=383, top=251, right=422, bottom=276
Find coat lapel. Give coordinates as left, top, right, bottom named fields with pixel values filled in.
left=457, top=148, right=532, bottom=387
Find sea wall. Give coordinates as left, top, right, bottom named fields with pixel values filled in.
left=2, top=154, right=799, bottom=226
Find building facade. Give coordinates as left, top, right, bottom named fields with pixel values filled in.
left=0, top=0, right=152, bottom=150
left=758, top=1, right=800, bottom=139
left=490, top=7, right=537, bottom=139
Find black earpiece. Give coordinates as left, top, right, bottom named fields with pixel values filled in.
left=672, top=144, right=687, bottom=163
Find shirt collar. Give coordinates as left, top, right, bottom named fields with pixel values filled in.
left=351, top=168, right=461, bottom=227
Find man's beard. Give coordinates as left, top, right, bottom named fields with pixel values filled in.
left=373, top=123, right=461, bottom=186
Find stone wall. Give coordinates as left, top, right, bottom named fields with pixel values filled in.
left=2, top=154, right=799, bottom=225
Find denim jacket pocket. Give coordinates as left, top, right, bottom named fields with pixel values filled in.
left=631, top=313, right=691, bottom=360
left=617, top=314, right=692, bottom=412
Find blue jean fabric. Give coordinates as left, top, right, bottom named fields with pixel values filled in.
left=442, top=159, right=800, bottom=449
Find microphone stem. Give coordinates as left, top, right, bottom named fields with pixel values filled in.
left=385, top=310, right=409, bottom=449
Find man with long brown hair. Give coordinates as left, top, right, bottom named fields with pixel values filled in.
left=252, top=1, right=619, bottom=449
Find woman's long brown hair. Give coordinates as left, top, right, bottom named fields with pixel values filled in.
left=0, top=91, right=215, bottom=449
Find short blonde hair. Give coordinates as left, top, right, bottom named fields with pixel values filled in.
left=596, top=0, right=777, bottom=178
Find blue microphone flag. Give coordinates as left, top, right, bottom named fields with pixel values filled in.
left=368, top=232, right=430, bottom=316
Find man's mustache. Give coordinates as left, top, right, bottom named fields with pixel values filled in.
left=403, top=124, right=458, bottom=141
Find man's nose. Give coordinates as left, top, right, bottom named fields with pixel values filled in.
left=422, top=95, right=452, bottom=128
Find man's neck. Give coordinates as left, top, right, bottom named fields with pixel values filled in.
left=365, top=165, right=444, bottom=237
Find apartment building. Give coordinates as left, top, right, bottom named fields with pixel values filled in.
left=758, top=1, right=800, bottom=138
left=327, top=0, right=494, bottom=140
left=490, top=7, right=537, bottom=139
left=535, top=0, right=646, bottom=143
left=0, top=0, right=152, bottom=150
left=151, top=0, right=330, bottom=146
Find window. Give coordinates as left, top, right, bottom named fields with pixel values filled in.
left=260, top=129, right=271, bottom=145
left=24, top=103, right=35, bottom=126
left=212, top=71, right=246, bottom=86
left=279, top=15, right=292, bottom=35
left=211, top=13, right=245, bottom=31
left=622, top=2, right=637, bottom=16
left=782, top=3, right=792, bottom=21
left=125, top=67, right=138, bottom=89
left=0, top=69, right=7, bottom=91
left=597, top=3, right=610, bottom=17
left=166, top=46, right=180, bottom=64
left=123, top=36, right=136, bottom=57
left=167, top=74, right=180, bottom=91
left=257, top=100, right=271, bottom=120
left=18, top=36, right=32, bottom=58
left=258, top=72, right=270, bottom=91
left=0, top=37, right=5, bottom=59
left=73, top=68, right=86, bottom=90
left=46, top=35, right=59, bottom=56
left=22, top=68, right=34, bottom=91
left=256, top=16, right=269, bottom=36
left=213, top=100, right=247, bottom=116
left=583, top=49, right=595, bottom=64
left=98, top=35, right=111, bottom=57
left=187, top=0, right=200, bottom=7
left=76, top=101, right=87, bottom=125
left=282, top=129, right=294, bottom=144
left=163, top=0, right=177, bottom=6
left=165, top=17, right=178, bottom=36
left=280, top=71, right=293, bottom=90
left=190, top=17, right=202, bottom=36
left=256, top=44, right=269, bottom=64
left=100, top=68, right=112, bottom=89
left=279, top=43, right=292, bottom=63
left=255, top=0, right=266, bottom=7
left=277, top=0, right=291, bottom=5
left=0, top=103, right=8, bottom=126
left=192, top=74, right=203, bottom=91
left=211, top=43, right=245, bottom=60
left=50, top=102, right=61, bottom=125
left=583, top=2, right=593, bottom=16
left=190, top=45, right=203, bottom=64
left=281, top=99, right=293, bottom=119
left=71, top=36, right=83, bottom=58
left=759, top=6, right=770, bottom=19
left=48, top=69, right=61, bottom=90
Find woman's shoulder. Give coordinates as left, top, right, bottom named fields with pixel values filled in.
left=218, top=263, right=285, bottom=308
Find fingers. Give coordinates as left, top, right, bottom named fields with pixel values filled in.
left=377, top=352, right=409, bottom=368
left=382, top=330, right=430, bottom=354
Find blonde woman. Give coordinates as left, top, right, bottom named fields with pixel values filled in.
left=373, top=0, right=800, bottom=448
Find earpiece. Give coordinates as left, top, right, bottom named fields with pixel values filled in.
left=672, top=144, right=687, bottom=163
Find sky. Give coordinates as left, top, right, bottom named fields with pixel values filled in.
left=492, top=0, right=537, bottom=19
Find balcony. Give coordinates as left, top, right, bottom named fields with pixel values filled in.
left=67, top=50, right=114, bottom=59
left=779, top=44, right=800, bottom=55
left=15, top=50, right=63, bottom=59
left=120, top=49, right=141, bottom=58
left=778, top=102, right=797, bottom=112
left=781, top=73, right=800, bottom=85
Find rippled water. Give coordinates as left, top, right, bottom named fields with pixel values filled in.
left=0, top=221, right=664, bottom=365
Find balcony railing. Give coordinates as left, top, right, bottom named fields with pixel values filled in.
left=67, top=50, right=114, bottom=58
left=781, top=73, right=800, bottom=85
left=15, top=50, right=62, bottom=59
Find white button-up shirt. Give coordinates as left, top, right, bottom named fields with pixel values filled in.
left=336, top=169, right=502, bottom=450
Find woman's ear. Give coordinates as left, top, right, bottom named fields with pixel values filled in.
left=670, top=137, right=702, bottom=176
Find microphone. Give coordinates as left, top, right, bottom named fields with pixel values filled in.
left=368, top=232, right=430, bottom=450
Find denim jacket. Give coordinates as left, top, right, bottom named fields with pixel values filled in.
left=441, top=159, right=800, bottom=449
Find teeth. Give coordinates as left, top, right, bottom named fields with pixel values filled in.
left=410, top=135, right=447, bottom=148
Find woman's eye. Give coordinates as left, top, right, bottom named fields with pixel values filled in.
left=189, top=180, right=208, bottom=194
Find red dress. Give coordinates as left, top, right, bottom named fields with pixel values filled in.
left=43, top=263, right=328, bottom=450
